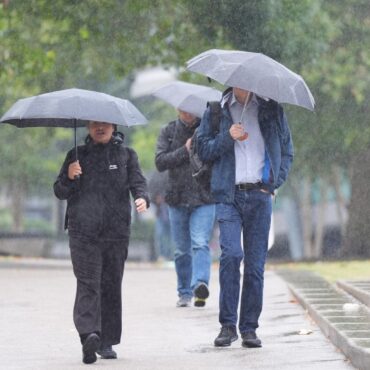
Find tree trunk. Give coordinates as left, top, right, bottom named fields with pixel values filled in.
left=9, top=181, right=25, bottom=233
left=301, top=176, right=313, bottom=259
left=342, top=149, right=370, bottom=258
left=313, top=180, right=327, bottom=259
left=331, top=165, right=347, bottom=239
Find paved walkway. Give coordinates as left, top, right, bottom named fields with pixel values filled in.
left=0, top=261, right=354, bottom=369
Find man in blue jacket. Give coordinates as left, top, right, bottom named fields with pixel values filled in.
left=197, top=87, right=293, bottom=348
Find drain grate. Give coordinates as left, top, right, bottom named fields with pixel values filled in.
left=277, top=270, right=370, bottom=370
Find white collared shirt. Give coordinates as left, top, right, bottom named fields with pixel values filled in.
left=223, top=91, right=265, bottom=184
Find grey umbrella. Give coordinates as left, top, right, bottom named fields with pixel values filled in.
left=152, top=81, right=222, bottom=118
left=186, top=49, right=315, bottom=111
left=0, top=88, right=147, bottom=159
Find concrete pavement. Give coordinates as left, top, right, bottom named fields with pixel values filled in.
left=278, top=270, right=370, bottom=370
left=0, top=260, right=354, bottom=369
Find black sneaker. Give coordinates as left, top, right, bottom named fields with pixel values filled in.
left=82, top=333, right=100, bottom=364
left=194, top=283, right=209, bottom=307
left=241, top=331, right=262, bottom=348
left=214, top=326, right=238, bottom=347
left=97, top=345, right=117, bottom=359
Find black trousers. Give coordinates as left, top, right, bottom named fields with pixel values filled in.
left=69, top=235, right=128, bottom=346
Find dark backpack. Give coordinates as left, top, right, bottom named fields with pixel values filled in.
left=189, top=101, right=222, bottom=180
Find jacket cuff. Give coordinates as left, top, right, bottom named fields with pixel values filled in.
left=60, top=175, right=78, bottom=189
left=220, top=130, right=235, bottom=150
left=135, top=195, right=150, bottom=209
left=178, top=146, right=189, bottom=160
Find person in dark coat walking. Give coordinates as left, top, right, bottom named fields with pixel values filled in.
left=54, top=121, right=149, bottom=364
left=155, top=110, right=215, bottom=308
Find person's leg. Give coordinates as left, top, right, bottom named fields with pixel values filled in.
left=69, top=236, right=102, bottom=339
left=216, top=200, right=243, bottom=328
left=239, top=190, right=272, bottom=339
left=189, top=204, right=215, bottom=298
left=162, top=219, right=175, bottom=260
left=100, top=239, right=128, bottom=353
left=214, top=199, right=243, bottom=346
left=168, top=206, right=192, bottom=300
left=69, top=236, right=102, bottom=364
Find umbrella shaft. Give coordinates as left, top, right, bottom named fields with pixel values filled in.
left=240, top=97, right=248, bottom=124
left=74, top=120, right=78, bottom=161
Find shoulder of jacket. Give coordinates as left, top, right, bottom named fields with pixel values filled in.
left=165, top=120, right=177, bottom=130
left=160, top=120, right=177, bottom=138
left=121, top=145, right=138, bottom=159
left=257, top=99, right=282, bottom=122
left=111, top=145, right=134, bottom=165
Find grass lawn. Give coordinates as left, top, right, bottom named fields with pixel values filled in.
left=269, top=260, right=370, bottom=282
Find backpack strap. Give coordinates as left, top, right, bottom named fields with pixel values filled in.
left=207, top=101, right=222, bottom=135
left=165, top=120, right=177, bottom=149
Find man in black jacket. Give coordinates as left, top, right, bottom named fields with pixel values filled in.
left=155, top=110, right=215, bottom=308
left=54, top=121, right=149, bottom=364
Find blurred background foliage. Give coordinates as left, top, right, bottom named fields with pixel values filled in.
left=0, top=0, right=369, bottom=257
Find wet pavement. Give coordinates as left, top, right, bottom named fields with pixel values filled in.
left=0, top=261, right=354, bottom=369
left=278, top=270, right=370, bottom=370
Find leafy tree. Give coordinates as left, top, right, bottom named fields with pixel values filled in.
left=183, top=0, right=370, bottom=258
left=1, top=0, right=369, bottom=258
left=0, top=0, right=213, bottom=230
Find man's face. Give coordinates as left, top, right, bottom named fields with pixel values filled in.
left=178, top=110, right=197, bottom=126
left=88, top=121, right=114, bottom=144
left=233, top=87, right=251, bottom=105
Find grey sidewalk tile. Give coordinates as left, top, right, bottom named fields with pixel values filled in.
left=0, top=264, right=355, bottom=370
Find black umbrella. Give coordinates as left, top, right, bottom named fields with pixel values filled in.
left=0, top=88, right=148, bottom=159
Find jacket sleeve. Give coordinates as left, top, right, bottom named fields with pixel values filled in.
left=53, top=150, right=79, bottom=200
left=196, top=107, right=235, bottom=162
left=155, top=124, right=189, bottom=172
left=127, top=148, right=150, bottom=208
left=275, top=106, right=294, bottom=189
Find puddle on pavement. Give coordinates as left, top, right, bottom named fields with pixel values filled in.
left=274, top=313, right=301, bottom=320
left=280, top=339, right=301, bottom=344
left=187, top=346, right=242, bottom=354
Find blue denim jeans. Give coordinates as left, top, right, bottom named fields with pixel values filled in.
left=169, top=204, right=215, bottom=298
left=216, top=189, right=272, bottom=334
